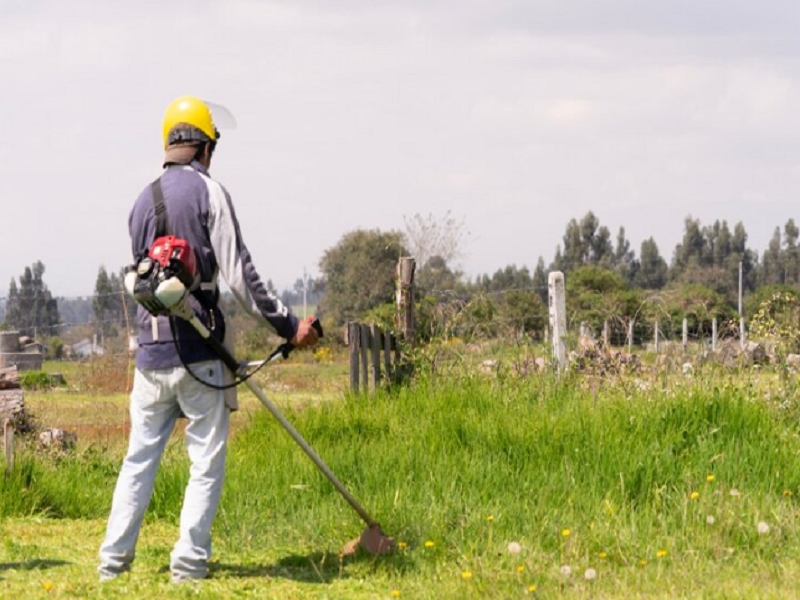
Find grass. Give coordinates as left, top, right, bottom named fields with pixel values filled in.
left=4, top=356, right=800, bottom=597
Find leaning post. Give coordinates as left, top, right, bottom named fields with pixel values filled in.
left=396, top=257, right=416, bottom=348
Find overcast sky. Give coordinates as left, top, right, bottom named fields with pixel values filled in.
left=2, top=0, right=800, bottom=297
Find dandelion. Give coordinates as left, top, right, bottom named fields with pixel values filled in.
left=598, top=551, right=608, bottom=559
left=561, top=528, right=571, bottom=537
left=461, top=570, right=472, bottom=580
left=783, top=489, right=793, bottom=497
left=706, top=515, right=716, bottom=525
left=517, top=565, right=525, bottom=573
left=757, top=521, right=770, bottom=535
left=560, top=565, right=572, bottom=577
left=584, top=568, right=597, bottom=581
left=507, top=541, right=522, bottom=554
left=527, top=585, right=537, bottom=593
left=639, top=559, right=647, bottom=567
left=730, top=488, right=741, bottom=497
left=398, top=542, right=408, bottom=550
left=657, top=549, right=668, bottom=558
left=424, top=540, right=435, bottom=548
left=391, top=590, right=400, bottom=597
left=486, top=515, right=494, bottom=522
left=42, top=581, right=53, bottom=591
left=690, top=491, right=699, bottom=500
left=707, top=474, right=715, bottom=482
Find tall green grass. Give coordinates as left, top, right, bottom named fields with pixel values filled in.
left=218, top=374, right=800, bottom=565
left=3, top=372, right=800, bottom=596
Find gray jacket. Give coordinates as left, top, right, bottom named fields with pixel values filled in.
left=129, top=160, right=298, bottom=370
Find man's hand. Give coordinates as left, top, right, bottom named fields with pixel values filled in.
left=290, top=316, right=320, bottom=349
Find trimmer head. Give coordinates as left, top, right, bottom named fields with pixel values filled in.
left=341, top=524, right=395, bottom=556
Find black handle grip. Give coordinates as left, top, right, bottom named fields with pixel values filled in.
left=275, top=317, right=324, bottom=361
left=311, top=318, right=324, bottom=338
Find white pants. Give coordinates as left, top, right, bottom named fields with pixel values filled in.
left=98, top=361, right=230, bottom=580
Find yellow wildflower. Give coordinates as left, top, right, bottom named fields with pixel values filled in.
left=783, top=489, right=793, bottom=497
left=690, top=491, right=699, bottom=500
left=598, top=551, right=608, bottom=559
left=657, top=549, right=668, bottom=558
left=561, top=528, right=571, bottom=537
left=424, top=540, right=435, bottom=548
left=706, top=474, right=715, bottom=482
left=527, top=584, right=537, bottom=593
left=517, top=565, right=525, bottom=573
left=486, top=515, right=494, bottom=522
left=461, top=570, right=472, bottom=580
left=391, top=590, right=400, bottom=598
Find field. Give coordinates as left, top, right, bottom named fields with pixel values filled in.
left=3, top=345, right=800, bottom=598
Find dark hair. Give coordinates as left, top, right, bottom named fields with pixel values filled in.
left=193, top=140, right=216, bottom=162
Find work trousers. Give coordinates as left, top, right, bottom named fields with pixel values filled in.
left=98, top=360, right=230, bottom=580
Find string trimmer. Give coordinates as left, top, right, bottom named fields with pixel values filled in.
left=124, top=235, right=395, bottom=556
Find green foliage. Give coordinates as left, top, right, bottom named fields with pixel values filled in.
left=749, top=288, right=800, bottom=355
left=92, top=266, right=125, bottom=338
left=318, top=228, right=408, bottom=327
left=566, top=266, right=642, bottom=332
left=4, top=262, right=60, bottom=338
left=46, top=336, right=64, bottom=360
left=19, top=371, right=51, bottom=390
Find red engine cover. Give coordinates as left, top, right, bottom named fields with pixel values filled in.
left=148, top=236, right=197, bottom=279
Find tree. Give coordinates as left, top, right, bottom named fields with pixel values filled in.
left=93, top=266, right=124, bottom=338
left=554, top=212, right=615, bottom=273
left=761, top=227, right=783, bottom=286
left=784, top=219, right=800, bottom=284
left=318, top=229, right=408, bottom=326
left=403, top=211, right=469, bottom=274
left=4, top=261, right=60, bottom=338
left=634, top=238, right=668, bottom=289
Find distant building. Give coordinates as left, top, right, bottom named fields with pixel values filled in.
left=70, top=338, right=105, bottom=358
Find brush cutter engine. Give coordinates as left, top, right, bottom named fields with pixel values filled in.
left=124, top=235, right=198, bottom=316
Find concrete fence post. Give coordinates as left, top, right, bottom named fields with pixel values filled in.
left=548, top=271, right=567, bottom=370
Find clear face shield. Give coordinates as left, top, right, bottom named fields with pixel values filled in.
left=204, top=100, right=238, bottom=136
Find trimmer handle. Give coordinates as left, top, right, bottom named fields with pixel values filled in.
left=276, top=317, right=324, bottom=360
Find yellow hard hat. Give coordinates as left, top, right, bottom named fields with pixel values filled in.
left=162, top=96, right=219, bottom=148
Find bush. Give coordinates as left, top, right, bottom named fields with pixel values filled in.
left=19, top=370, right=51, bottom=390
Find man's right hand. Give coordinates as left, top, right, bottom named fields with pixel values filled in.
left=290, top=316, right=320, bottom=349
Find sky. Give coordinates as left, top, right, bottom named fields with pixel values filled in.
left=2, top=0, right=800, bottom=297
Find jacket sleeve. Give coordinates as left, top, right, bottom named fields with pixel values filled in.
left=205, top=176, right=298, bottom=340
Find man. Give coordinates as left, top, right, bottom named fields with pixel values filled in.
left=98, top=95, right=318, bottom=582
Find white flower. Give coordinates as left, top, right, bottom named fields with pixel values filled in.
left=706, top=515, right=716, bottom=525
left=584, top=568, right=597, bottom=581
left=507, top=541, right=521, bottom=555
left=560, top=565, right=572, bottom=577
left=757, top=521, right=770, bottom=535
left=729, top=488, right=741, bottom=497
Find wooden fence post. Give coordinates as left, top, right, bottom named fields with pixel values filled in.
left=360, top=324, right=369, bottom=393
left=603, top=320, right=610, bottom=348
left=383, top=330, right=393, bottom=385
left=370, top=324, right=382, bottom=393
left=548, top=271, right=567, bottom=370
left=396, top=257, right=416, bottom=347
left=348, top=322, right=360, bottom=393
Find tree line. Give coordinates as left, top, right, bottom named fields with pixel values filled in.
left=3, top=211, right=800, bottom=348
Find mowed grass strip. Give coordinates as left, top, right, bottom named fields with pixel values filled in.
left=3, top=373, right=800, bottom=597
